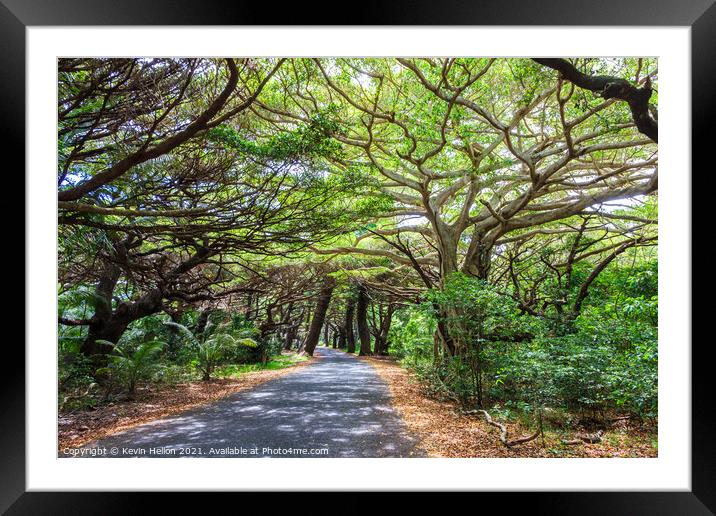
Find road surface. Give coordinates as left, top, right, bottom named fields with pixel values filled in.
left=76, top=347, right=424, bottom=458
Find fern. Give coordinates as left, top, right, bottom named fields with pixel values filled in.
left=99, top=339, right=165, bottom=397
left=163, top=322, right=255, bottom=380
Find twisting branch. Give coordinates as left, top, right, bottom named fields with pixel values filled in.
left=58, top=317, right=92, bottom=326
left=367, top=229, right=436, bottom=289
left=532, top=58, right=658, bottom=142
left=59, top=58, right=242, bottom=202
left=465, top=410, right=542, bottom=448
left=572, top=236, right=656, bottom=313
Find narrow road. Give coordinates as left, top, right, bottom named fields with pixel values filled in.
left=80, top=347, right=424, bottom=458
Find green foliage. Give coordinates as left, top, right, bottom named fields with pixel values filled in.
left=98, top=340, right=165, bottom=397
left=164, top=318, right=258, bottom=381
left=490, top=320, right=657, bottom=420
left=207, top=106, right=342, bottom=163
left=391, top=265, right=657, bottom=422
left=427, top=273, right=544, bottom=343
left=389, top=307, right=435, bottom=365
left=58, top=350, right=98, bottom=411
left=422, top=274, right=543, bottom=407
left=487, top=258, right=657, bottom=420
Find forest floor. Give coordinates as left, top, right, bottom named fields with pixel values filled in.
left=358, top=354, right=658, bottom=458
left=58, top=351, right=312, bottom=451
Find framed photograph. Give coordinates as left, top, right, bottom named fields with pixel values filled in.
left=7, top=0, right=711, bottom=512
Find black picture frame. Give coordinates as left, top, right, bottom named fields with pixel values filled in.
left=5, top=0, right=711, bottom=513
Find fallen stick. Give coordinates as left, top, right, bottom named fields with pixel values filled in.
left=561, top=429, right=605, bottom=445
left=467, top=409, right=542, bottom=448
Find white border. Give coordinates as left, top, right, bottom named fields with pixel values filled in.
left=27, top=27, right=691, bottom=491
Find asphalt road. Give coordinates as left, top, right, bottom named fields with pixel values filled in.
left=77, top=347, right=424, bottom=458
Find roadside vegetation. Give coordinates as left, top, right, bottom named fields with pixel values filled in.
left=59, top=308, right=306, bottom=412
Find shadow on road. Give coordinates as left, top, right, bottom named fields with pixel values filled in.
left=68, top=347, right=424, bottom=458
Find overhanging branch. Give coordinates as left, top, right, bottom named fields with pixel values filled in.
left=532, top=58, right=658, bottom=142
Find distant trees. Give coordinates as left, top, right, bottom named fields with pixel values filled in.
left=369, top=301, right=396, bottom=356
left=355, top=284, right=372, bottom=356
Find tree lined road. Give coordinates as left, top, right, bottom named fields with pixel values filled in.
left=80, top=348, right=424, bottom=458
left=57, top=58, right=658, bottom=463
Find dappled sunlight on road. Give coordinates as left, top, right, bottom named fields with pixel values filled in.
left=79, top=347, right=423, bottom=458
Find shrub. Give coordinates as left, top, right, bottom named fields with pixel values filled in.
left=97, top=340, right=165, bottom=397
left=388, top=307, right=435, bottom=364
left=423, top=273, right=542, bottom=407
left=164, top=321, right=257, bottom=380
left=390, top=269, right=657, bottom=423
left=58, top=347, right=98, bottom=411
left=489, top=325, right=657, bottom=421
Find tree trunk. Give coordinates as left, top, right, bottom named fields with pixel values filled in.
left=301, top=278, right=336, bottom=356
left=82, top=320, right=127, bottom=357
left=433, top=219, right=459, bottom=280
left=244, top=292, right=254, bottom=321
left=195, top=308, right=212, bottom=337
left=463, top=228, right=493, bottom=280
left=356, top=284, right=372, bottom=356
left=260, top=304, right=276, bottom=341
left=337, top=326, right=347, bottom=349
left=435, top=315, right=456, bottom=357
left=81, top=290, right=164, bottom=370
left=81, top=259, right=165, bottom=364
left=79, top=244, right=212, bottom=368
left=373, top=335, right=384, bottom=355
left=375, top=304, right=394, bottom=355
left=296, top=309, right=312, bottom=353
left=344, top=295, right=356, bottom=353
left=284, top=323, right=298, bottom=350
left=80, top=259, right=122, bottom=358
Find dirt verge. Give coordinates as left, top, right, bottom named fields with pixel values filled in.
left=358, top=354, right=657, bottom=458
